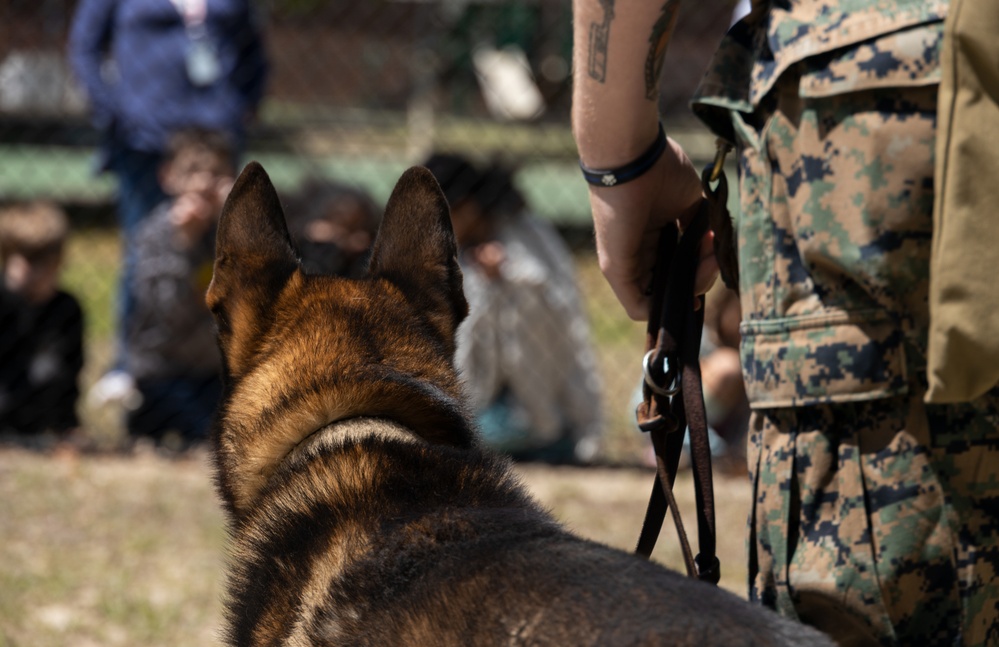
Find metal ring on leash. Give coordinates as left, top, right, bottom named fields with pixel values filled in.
left=643, top=349, right=681, bottom=397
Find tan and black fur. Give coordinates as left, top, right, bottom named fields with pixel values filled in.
left=208, top=162, right=833, bottom=646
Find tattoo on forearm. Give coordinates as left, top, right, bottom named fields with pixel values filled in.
left=588, top=0, right=615, bottom=82
left=645, top=1, right=681, bottom=100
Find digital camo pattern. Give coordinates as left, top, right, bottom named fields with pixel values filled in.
left=691, top=3, right=999, bottom=644
left=696, top=31, right=940, bottom=407
left=799, top=21, right=944, bottom=98
left=693, top=18, right=946, bottom=408
left=736, top=80, right=938, bottom=408
left=749, top=390, right=999, bottom=646
left=734, top=80, right=999, bottom=646
left=746, top=0, right=947, bottom=104
left=692, top=5, right=946, bottom=140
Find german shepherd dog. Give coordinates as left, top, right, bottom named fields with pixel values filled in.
left=208, top=162, right=833, bottom=646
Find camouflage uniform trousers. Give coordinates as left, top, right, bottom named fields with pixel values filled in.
left=750, top=392, right=999, bottom=646
left=739, top=77, right=999, bottom=645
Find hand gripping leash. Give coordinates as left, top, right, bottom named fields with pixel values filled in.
left=633, top=142, right=736, bottom=584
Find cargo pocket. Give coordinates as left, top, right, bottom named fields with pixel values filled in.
left=740, top=309, right=909, bottom=409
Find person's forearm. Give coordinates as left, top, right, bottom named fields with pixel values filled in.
left=571, top=0, right=683, bottom=166
left=570, top=0, right=711, bottom=320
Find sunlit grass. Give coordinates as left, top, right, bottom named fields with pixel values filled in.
left=62, top=227, right=120, bottom=344
left=0, top=451, right=226, bottom=647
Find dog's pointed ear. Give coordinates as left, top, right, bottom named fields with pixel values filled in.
left=207, top=162, right=299, bottom=379
left=368, top=166, right=468, bottom=351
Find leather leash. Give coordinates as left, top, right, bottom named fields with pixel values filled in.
left=633, top=141, right=735, bottom=585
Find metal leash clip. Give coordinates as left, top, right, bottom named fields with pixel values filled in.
left=643, top=349, right=681, bottom=398
left=707, top=137, right=733, bottom=184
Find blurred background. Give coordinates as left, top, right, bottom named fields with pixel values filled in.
left=1, top=3, right=760, bottom=645
left=0, top=0, right=742, bottom=461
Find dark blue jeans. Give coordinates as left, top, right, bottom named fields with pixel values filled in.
left=107, top=147, right=167, bottom=370
left=477, top=388, right=577, bottom=465
left=127, top=374, right=221, bottom=444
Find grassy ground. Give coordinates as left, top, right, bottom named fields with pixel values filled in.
left=0, top=448, right=752, bottom=647
left=0, top=450, right=226, bottom=647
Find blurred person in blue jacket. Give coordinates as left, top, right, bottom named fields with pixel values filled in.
left=68, top=0, right=267, bottom=400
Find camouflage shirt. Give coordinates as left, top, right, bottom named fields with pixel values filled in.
left=694, top=0, right=947, bottom=137
left=749, top=0, right=946, bottom=104
left=691, top=1, right=947, bottom=408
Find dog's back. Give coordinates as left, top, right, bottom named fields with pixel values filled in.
left=208, top=163, right=834, bottom=646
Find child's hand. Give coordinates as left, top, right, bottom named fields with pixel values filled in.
left=170, top=193, right=215, bottom=247
left=469, top=241, right=506, bottom=280
left=171, top=173, right=234, bottom=248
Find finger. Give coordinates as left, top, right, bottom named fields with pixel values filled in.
left=619, top=287, right=650, bottom=322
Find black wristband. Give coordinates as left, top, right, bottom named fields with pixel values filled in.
left=579, top=123, right=667, bottom=187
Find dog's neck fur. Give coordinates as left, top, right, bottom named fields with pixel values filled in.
left=287, top=417, right=425, bottom=465
left=215, top=365, right=475, bottom=515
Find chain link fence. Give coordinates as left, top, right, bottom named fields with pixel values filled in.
left=0, top=0, right=741, bottom=463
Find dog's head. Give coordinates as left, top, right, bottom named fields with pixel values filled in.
left=207, top=162, right=472, bottom=514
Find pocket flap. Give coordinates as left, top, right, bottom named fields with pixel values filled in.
left=740, top=310, right=909, bottom=408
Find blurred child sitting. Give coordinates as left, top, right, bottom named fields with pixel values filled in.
left=123, top=128, right=234, bottom=451
left=698, top=285, right=749, bottom=472
left=425, top=153, right=604, bottom=465
left=286, top=178, right=380, bottom=278
left=0, top=202, right=85, bottom=444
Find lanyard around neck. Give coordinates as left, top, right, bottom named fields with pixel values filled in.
left=170, top=0, right=207, bottom=28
